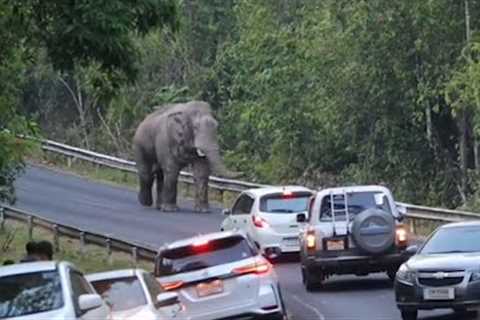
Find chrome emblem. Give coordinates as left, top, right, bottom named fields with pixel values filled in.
left=433, top=272, right=448, bottom=279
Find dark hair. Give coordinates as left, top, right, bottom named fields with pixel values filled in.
left=36, top=240, right=54, bottom=260
left=25, top=241, right=37, bottom=254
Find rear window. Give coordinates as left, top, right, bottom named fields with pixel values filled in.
left=320, top=191, right=392, bottom=221
left=0, top=270, right=64, bottom=319
left=156, top=236, right=255, bottom=276
left=90, top=276, right=147, bottom=312
left=260, top=192, right=311, bottom=214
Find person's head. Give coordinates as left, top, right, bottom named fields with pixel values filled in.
left=35, top=240, right=54, bottom=261
left=25, top=241, right=37, bottom=255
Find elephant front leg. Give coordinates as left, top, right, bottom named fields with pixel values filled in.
left=161, top=170, right=179, bottom=212
left=155, top=170, right=164, bottom=210
left=193, top=159, right=210, bottom=213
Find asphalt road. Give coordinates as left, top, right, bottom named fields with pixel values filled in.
left=13, top=165, right=469, bottom=320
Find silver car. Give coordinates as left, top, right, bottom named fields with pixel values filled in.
left=395, top=221, right=480, bottom=320
left=154, top=231, right=287, bottom=320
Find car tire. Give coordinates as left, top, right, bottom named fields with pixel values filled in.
left=400, top=310, right=418, bottom=320
left=303, top=268, right=323, bottom=291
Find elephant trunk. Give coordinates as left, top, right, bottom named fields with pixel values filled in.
left=204, top=148, right=242, bottom=179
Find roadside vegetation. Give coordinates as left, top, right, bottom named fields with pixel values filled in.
left=0, top=219, right=152, bottom=273
left=2, top=1, right=480, bottom=211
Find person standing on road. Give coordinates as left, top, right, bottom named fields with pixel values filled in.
left=35, top=240, right=54, bottom=261
left=19, top=240, right=39, bottom=262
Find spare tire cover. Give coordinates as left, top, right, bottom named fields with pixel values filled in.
left=351, top=208, right=395, bottom=255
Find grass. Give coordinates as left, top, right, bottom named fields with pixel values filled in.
left=0, top=219, right=153, bottom=273
left=26, top=146, right=238, bottom=208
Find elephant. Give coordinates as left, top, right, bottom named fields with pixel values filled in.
left=133, top=101, right=239, bottom=212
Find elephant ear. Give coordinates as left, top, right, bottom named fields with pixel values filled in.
left=167, top=111, right=194, bottom=159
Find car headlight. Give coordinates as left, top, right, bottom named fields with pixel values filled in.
left=396, top=264, right=415, bottom=285
left=471, top=271, right=480, bottom=282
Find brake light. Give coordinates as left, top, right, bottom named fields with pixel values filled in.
left=306, top=228, right=316, bottom=251
left=252, top=215, right=269, bottom=228
left=232, top=260, right=271, bottom=275
left=161, top=280, right=184, bottom=291
left=395, top=224, right=409, bottom=247
left=282, top=189, right=293, bottom=198
left=193, top=239, right=209, bottom=247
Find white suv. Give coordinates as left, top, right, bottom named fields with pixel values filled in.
left=0, top=261, right=109, bottom=320
left=154, top=231, right=287, bottom=320
left=298, top=185, right=413, bottom=291
left=220, top=186, right=313, bottom=258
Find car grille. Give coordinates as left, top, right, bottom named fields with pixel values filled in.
left=418, top=277, right=464, bottom=287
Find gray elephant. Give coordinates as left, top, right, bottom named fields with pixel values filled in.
left=133, top=101, right=239, bottom=212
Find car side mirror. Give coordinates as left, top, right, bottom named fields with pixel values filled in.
left=79, top=294, right=103, bottom=313
left=405, top=245, right=418, bottom=255
left=296, top=213, right=307, bottom=223
left=397, top=205, right=407, bottom=216
left=222, top=208, right=231, bottom=216
left=156, top=292, right=179, bottom=308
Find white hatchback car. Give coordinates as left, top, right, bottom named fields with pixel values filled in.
left=86, top=268, right=186, bottom=320
left=154, top=231, right=287, bottom=320
left=221, top=186, right=313, bottom=258
left=0, top=261, right=109, bottom=320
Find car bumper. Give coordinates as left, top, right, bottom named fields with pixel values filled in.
left=304, top=252, right=411, bottom=274
left=395, top=280, right=480, bottom=311
left=254, top=232, right=300, bottom=254
left=186, top=283, right=284, bottom=320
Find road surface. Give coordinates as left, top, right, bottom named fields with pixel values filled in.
left=13, top=165, right=463, bottom=320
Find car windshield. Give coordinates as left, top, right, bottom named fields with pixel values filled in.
left=0, top=270, right=64, bottom=319
left=90, top=276, right=147, bottom=312
left=420, top=226, right=480, bottom=254
left=260, top=192, right=311, bottom=214
left=157, top=236, right=254, bottom=276
left=320, top=191, right=392, bottom=221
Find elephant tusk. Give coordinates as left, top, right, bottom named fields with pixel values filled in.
left=196, top=149, right=206, bottom=157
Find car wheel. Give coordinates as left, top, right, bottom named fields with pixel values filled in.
left=303, top=268, right=323, bottom=291
left=401, top=310, right=417, bottom=320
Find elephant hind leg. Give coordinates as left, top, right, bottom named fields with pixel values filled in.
left=138, top=173, right=154, bottom=206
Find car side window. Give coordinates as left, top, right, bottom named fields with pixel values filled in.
left=232, top=194, right=254, bottom=215
left=142, top=273, right=163, bottom=304
left=70, top=270, right=93, bottom=316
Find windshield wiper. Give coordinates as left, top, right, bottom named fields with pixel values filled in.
left=270, top=209, right=295, bottom=213
left=429, top=250, right=476, bottom=254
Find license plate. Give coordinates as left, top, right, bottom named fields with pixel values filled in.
left=196, top=280, right=224, bottom=297
left=423, top=288, right=455, bottom=300
left=326, top=240, right=344, bottom=251
left=283, top=237, right=299, bottom=247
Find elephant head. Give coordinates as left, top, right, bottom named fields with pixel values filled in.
left=191, top=113, right=241, bottom=179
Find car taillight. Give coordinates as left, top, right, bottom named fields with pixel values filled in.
left=252, top=215, right=269, bottom=228
left=232, top=259, right=271, bottom=276
left=161, top=280, right=184, bottom=291
left=306, top=228, right=316, bottom=252
left=395, top=224, right=409, bottom=247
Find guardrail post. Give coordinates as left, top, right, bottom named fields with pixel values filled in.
left=79, top=232, right=86, bottom=255
left=218, top=190, right=224, bottom=206
left=67, top=157, right=72, bottom=168
left=27, top=216, right=33, bottom=240
left=106, top=238, right=112, bottom=265
left=53, top=224, right=60, bottom=252
left=0, top=207, right=5, bottom=232
left=131, top=247, right=138, bottom=266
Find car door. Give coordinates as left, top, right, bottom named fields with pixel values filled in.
left=227, top=194, right=255, bottom=232
left=69, top=269, right=108, bottom=320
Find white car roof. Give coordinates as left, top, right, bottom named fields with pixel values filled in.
left=0, top=261, right=73, bottom=277
left=245, top=185, right=313, bottom=198
left=317, top=185, right=391, bottom=194
left=163, top=230, right=246, bottom=251
left=86, top=268, right=145, bottom=282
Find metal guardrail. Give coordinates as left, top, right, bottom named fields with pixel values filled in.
left=34, top=138, right=480, bottom=225
left=0, top=205, right=157, bottom=263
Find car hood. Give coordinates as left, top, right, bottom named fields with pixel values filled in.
left=112, top=305, right=155, bottom=320
left=407, top=252, right=480, bottom=271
